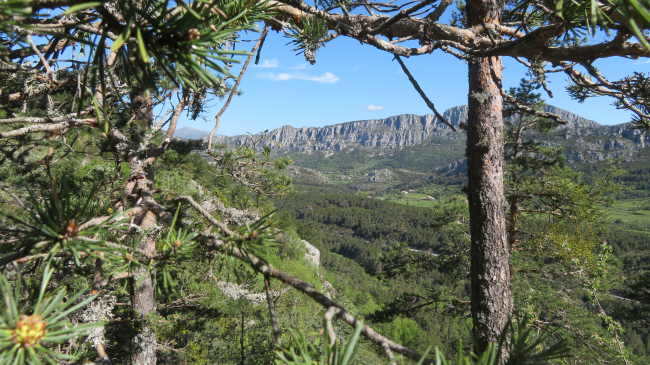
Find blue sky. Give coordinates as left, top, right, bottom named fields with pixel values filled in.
left=175, top=23, right=649, bottom=136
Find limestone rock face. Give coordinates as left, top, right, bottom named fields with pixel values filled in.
left=365, top=169, right=396, bottom=182
left=210, top=105, right=649, bottom=165
left=435, top=159, right=468, bottom=174
left=211, top=106, right=467, bottom=151
left=303, top=240, right=320, bottom=266
left=541, top=105, right=601, bottom=130
left=286, top=166, right=331, bottom=184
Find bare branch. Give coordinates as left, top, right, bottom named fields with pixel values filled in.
left=26, top=35, right=56, bottom=83
left=394, top=55, right=457, bottom=131
left=208, top=27, right=269, bottom=151
left=76, top=209, right=141, bottom=232
left=147, top=193, right=433, bottom=362
left=174, top=196, right=235, bottom=237
left=0, top=184, right=26, bottom=209
left=0, top=248, right=33, bottom=266
left=8, top=38, right=69, bottom=60
left=223, top=244, right=435, bottom=364
left=324, top=306, right=339, bottom=347
left=0, top=120, right=95, bottom=139
left=424, top=0, right=452, bottom=22
left=264, top=274, right=283, bottom=347
left=501, top=91, right=567, bottom=124
left=0, top=77, right=74, bottom=105
left=0, top=109, right=93, bottom=124
left=366, top=0, right=438, bottom=36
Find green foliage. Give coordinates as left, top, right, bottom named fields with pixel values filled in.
left=277, top=323, right=364, bottom=365
left=273, top=77, right=638, bottom=363
left=623, top=275, right=650, bottom=322
left=504, top=77, right=623, bottom=259
left=374, top=317, right=420, bottom=348
left=0, top=178, right=124, bottom=265
left=154, top=205, right=200, bottom=296
left=568, top=71, right=650, bottom=130
left=210, top=134, right=294, bottom=202
left=0, top=265, right=100, bottom=364
left=277, top=315, right=571, bottom=365
left=502, top=0, right=650, bottom=51
left=287, top=14, right=330, bottom=64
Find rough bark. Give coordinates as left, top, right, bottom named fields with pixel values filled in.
left=131, top=209, right=157, bottom=365
left=465, top=0, right=511, bottom=350
left=130, top=86, right=158, bottom=365
left=466, top=52, right=512, bottom=351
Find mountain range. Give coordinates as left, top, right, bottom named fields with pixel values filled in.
left=176, top=105, right=650, bottom=189
left=209, top=105, right=616, bottom=151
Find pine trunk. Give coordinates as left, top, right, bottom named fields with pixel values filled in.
left=466, top=54, right=512, bottom=351
left=130, top=90, right=157, bottom=365
left=131, top=210, right=157, bottom=365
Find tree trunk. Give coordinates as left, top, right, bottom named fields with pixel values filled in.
left=130, top=88, right=158, bottom=365
left=240, top=312, right=245, bottom=365
left=131, top=209, right=157, bottom=365
left=466, top=54, right=512, bottom=351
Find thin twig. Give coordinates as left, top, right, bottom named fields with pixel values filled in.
left=0, top=185, right=25, bottom=209
left=174, top=196, right=235, bottom=237
left=394, top=55, right=456, bottom=131
left=26, top=34, right=56, bottom=83
left=264, top=274, right=282, bottom=347
left=207, top=26, right=269, bottom=151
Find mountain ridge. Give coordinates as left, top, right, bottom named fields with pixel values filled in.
left=185, top=105, right=649, bottom=176
left=209, top=105, right=613, bottom=152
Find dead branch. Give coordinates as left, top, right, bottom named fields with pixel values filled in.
left=394, top=55, right=457, bottom=131
left=207, top=26, right=270, bottom=151
left=264, top=274, right=283, bottom=347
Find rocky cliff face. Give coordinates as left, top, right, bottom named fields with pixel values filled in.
left=211, top=106, right=467, bottom=151
left=541, top=121, right=650, bottom=163
left=541, top=105, right=601, bottom=130
left=211, top=105, right=650, bottom=165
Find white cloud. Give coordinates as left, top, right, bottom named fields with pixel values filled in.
left=255, top=58, right=279, bottom=68
left=366, top=105, right=384, bottom=111
left=258, top=72, right=339, bottom=83
left=258, top=73, right=291, bottom=81
left=255, top=59, right=311, bottom=69
left=296, top=72, right=339, bottom=83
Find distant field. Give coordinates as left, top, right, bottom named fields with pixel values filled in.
left=603, top=198, right=650, bottom=225
left=382, top=195, right=650, bottom=227
left=383, top=193, right=439, bottom=207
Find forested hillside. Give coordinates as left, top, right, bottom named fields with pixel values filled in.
left=276, top=192, right=650, bottom=363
